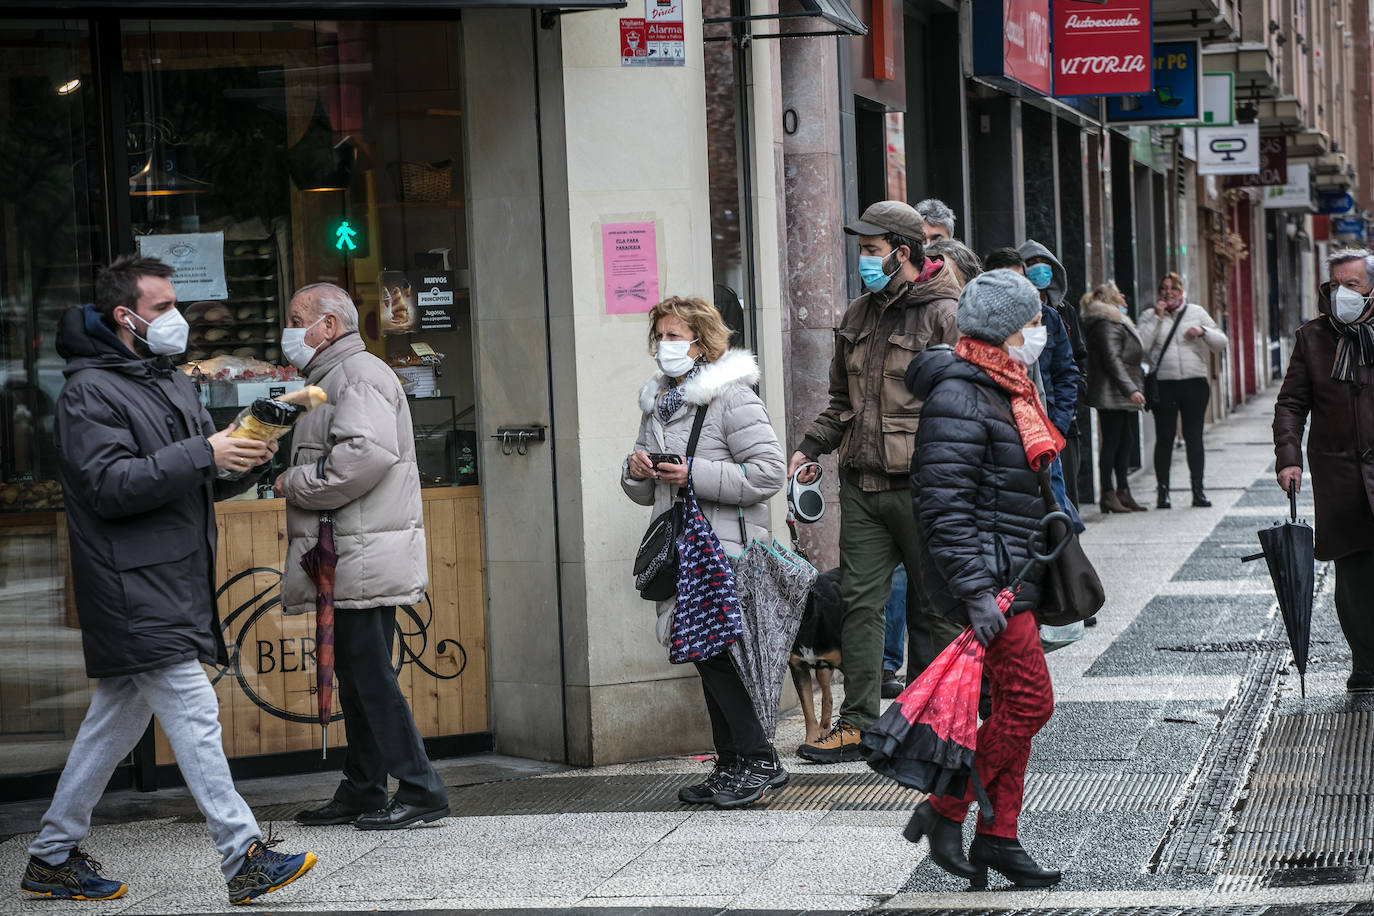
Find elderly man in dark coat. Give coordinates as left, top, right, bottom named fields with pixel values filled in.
left=1274, top=248, right=1374, bottom=694
left=22, top=255, right=315, bottom=906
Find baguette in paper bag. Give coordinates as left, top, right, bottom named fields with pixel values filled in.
left=228, top=385, right=327, bottom=442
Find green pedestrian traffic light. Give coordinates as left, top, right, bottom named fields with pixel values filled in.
left=334, top=220, right=359, bottom=252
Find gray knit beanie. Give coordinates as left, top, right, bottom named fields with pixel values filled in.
left=956, top=269, right=1041, bottom=344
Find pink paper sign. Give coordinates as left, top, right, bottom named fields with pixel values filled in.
left=602, top=222, right=660, bottom=314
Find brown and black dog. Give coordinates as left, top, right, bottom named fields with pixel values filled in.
left=789, top=567, right=844, bottom=744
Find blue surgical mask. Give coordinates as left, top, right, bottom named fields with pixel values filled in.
left=1118, top=305, right=1129, bottom=316
left=1025, top=263, right=1054, bottom=290
left=858, top=251, right=901, bottom=293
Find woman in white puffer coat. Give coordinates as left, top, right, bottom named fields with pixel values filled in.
left=621, top=295, right=786, bottom=810
left=1136, top=271, right=1227, bottom=509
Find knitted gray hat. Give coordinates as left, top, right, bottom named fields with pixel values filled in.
left=956, top=269, right=1041, bottom=343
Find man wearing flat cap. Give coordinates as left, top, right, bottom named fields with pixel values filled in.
left=788, top=200, right=966, bottom=762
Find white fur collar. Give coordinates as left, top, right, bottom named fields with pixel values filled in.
left=637, top=349, right=760, bottom=414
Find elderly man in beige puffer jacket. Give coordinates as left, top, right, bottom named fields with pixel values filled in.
left=275, top=282, right=448, bottom=832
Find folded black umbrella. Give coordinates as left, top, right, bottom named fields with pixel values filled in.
left=1243, top=483, right=1315, bottom=696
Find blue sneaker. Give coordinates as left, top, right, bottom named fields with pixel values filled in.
left=21, top=847, right=128, bottom=900
left=226, top=836, right=316, bottom=905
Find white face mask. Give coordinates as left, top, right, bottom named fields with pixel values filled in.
left=1333, top=286, right=1370, bottom=324
left=655, top=339, right=698, bottom=377
left=1008, top=324, right=1048, bottom=365
left=281, top=316, right=326, bottom=370
left=123, top=307, right=189, bottom=356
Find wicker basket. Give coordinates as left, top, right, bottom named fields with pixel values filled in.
left=393, top=159, right=453, bottom=201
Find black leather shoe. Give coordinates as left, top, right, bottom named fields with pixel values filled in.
left=1157, top=485, right=1172, bottom=509
left=1191, top=485, right=1212, bottom=508
left=902, top=800, right=977, bottom=880
left=295, top=799, right=366, bottom=826
left=881, top=670, right=905, bottom=699
left=353, top=797, right=450, bottom=831
left=968, top=834, right=1061, bottom=888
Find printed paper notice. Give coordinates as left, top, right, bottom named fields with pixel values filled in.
left=136, top=232, right=227, bottom=301
left=602, top=222, right=659, bottom=314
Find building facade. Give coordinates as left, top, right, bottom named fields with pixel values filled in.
left=0, top=0, right=1364, bottom=800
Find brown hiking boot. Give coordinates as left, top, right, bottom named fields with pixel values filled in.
left=1117, top=488, right=1148, bottom=511
left=796, top=720, right=862, bottom=763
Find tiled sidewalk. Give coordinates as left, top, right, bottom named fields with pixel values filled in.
left=3, top=391, right=1371, bottom=914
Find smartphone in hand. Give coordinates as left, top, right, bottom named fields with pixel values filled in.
left=648, top=453, right=682, bottom=467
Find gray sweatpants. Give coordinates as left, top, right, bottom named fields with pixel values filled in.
left=29, top=659, right=260, bottom=880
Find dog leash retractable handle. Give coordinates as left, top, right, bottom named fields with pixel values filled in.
left=788, top=462, right=825, bottom=524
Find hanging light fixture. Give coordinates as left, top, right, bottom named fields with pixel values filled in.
left=128, top=120, right=213, bottom=197
left=288, top=99, right=356, bottom=192
left=288, top=20, right=355, bottom=193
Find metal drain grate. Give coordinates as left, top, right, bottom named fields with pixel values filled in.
left=1159, top=641, right=1287, bottom=654
left=1022, top=772, right=1184, bottom=813
left=1217, top=711, right=1374, bottom=889
left=881, top=907, right=1278, bottom=916
left=247, top=770, right=1184, bottom=823
left=428, top=772, right=930, bottom=815
left=1149, top=648, right=1286, bottom=875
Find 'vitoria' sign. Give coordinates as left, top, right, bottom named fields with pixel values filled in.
left=1052, top=0, right=1153, bottom=97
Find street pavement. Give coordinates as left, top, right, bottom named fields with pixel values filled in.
left=2, top=389, right=1372, bottom=914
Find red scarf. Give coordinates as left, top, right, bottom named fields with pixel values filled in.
left=955, top=337, right=1065, bottom=470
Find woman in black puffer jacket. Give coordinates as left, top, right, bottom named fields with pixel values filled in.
left=900, top=269, right=1062, bottom=891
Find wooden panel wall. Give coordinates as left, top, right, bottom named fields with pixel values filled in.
left=156, top=487, right=487, bottom=763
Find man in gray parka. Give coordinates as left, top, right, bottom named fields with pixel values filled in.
left=276, top=283, right=448, bottom=831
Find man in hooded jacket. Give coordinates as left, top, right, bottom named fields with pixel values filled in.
left=23, top=255, right=316, bottom=906
left=1019, top=240, right=1089, bottom=507
left=1274, top=248, right=1374, bottom=694
left=787, top=201, right=965, bottom=763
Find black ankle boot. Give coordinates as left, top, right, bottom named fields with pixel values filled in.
left=903, top=800, right=977, bottom=880
left=1191, top=483, right=1211, bottom=508
left=968, top=834, right=1061, bottom=888
left=1156, top=485, right=1171, bottom=509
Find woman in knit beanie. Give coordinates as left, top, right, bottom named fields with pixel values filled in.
left=897, top=269, right=1065, bottom=890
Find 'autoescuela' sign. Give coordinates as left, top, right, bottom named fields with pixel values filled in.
left=1052, top=0, right=1153, bottom=97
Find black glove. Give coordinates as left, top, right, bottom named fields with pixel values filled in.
left=966, top=592, right=1007, bottom=648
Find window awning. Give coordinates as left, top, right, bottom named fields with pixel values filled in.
left=802, top=0, right=866, bottom=35
left=703, top=0, right=867, bottom=41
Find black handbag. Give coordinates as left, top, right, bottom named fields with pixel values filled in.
left=1034, top=468, right=1105, bottom=626
left=632, top=407, right=708, bottom=601
left=1143, top=310, right=1184, bottom=412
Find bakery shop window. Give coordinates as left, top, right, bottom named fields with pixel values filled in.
left=125, top=19, right=475, bottom=492
left=1, top=22, right=100, bottom=511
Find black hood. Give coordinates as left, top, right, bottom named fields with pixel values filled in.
left=904, top=344, right=996, bottom=401
left=57, top=303, right=166, bottom=379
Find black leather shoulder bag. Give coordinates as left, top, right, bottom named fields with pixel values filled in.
left=632, top=406, right=708, bottom=601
